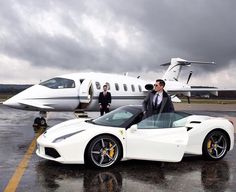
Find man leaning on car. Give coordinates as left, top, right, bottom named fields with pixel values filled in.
left=142, top=79, right=174, bottom=118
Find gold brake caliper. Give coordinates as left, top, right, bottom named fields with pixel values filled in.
left=207, top=139, right=213, bottom=153
left=109, top=142, right=115, bottom=158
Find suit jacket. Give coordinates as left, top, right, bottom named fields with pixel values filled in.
left=142, top=90, right=174, bottom=117
left=98, top=91, right=111, bottom=107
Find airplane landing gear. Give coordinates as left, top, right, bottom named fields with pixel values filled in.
left=74, top=110, right=88, bottom=118
left=33, top=111, right=48, bottom=132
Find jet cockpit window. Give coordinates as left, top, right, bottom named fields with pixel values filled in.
left=40, top=78, right=75, bottom=89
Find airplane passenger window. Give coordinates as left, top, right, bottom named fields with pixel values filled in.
left=95, top=82, right=101, bottom=90
left=40, top=78, right=75, bottom=89
left=115, top=83, right=119, bottom=91
left=131, top=84, right=135, bottom=92
left=123, top=84, right=127, bottom=91
left=106, top=82, right=111, bottom=90
left=138, top=85, right=142, bottom=92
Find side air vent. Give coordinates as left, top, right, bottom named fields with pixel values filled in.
left=189, top=121, right=201, bottom=124
left=186, top=121, right=201, bottom=131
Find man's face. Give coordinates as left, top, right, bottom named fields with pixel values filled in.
left=154, top=82, right=163, bottom=92
left=103, top=86, right=107, bottom=91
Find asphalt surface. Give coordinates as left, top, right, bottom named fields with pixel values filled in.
left=0, top=103, right=236, bottom=192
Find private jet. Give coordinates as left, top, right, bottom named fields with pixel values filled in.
left=3, top=58, right=215, bottom=125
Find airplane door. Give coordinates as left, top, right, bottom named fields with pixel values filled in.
left=126, top=127, right=188, bottom=162
left=79, top=79, right=93, bottom=104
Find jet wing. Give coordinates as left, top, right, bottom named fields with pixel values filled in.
left=169, top=88, right=218, bottom=94
left=143, top=84, right=218, bottom=94
left=18, top=100, right=54, bottom=110
left=190, top=87, right=236, bottom=92
left=143, top=83, right=236, bottom=102
left=169, top=87, right=236, bottom=95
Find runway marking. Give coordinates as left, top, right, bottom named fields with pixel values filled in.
left=4, top=128, right=44, bottom=192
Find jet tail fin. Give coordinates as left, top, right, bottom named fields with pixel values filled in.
left=162, top=58, right=215, bottom=81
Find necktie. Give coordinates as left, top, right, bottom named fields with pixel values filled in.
left=154, top=94, right=159, bottom=108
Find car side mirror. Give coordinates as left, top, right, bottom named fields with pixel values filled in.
left=145, top=84, right=154, bottom=91
left=130, top=124, right=138, bottom=133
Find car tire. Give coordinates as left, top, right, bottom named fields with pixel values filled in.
left=85, top=135, right=122, bottom=168
left=202, top=130, right=228, bottom=160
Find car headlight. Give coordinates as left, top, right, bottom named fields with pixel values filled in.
left=52, top=130, right=84, bottom=143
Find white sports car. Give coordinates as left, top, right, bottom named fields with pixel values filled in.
left=36, top=105, right=234, bottom=168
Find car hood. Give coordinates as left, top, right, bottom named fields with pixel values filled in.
left=43, top=118, right=94, bottom=140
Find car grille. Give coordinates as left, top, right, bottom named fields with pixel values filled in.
left=45, top=147, right=61, bottom=158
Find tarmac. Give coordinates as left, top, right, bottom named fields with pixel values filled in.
left=0, top=103, right=236, bottom=192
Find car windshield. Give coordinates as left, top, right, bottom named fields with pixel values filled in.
left=91, top=106, right=142, bottom=128
left=137, top=111, right=191, bottom=129
left=40, top=77, right=75, bottom=89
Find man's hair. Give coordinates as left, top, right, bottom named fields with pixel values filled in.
left=103, top=84, right=107, bottom=88
left=156, top=79, right=165, bottom=87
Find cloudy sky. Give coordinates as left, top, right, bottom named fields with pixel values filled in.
left=0, top=0, right=236, bottom=88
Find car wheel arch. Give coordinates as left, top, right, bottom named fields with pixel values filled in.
left=202, top=128, right=231, bottom=151
left=202, top=128, right=231, bottom=160
left=84, top=133, right=124, bottom=165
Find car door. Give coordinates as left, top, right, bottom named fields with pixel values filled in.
left=126, top=113, right=189, bottom=162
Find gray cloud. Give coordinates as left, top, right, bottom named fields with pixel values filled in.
left=0, top=0, right=236, bottom=85
left=105, top=0, right=236, bottom=68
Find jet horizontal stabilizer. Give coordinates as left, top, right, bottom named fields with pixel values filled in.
left=160, top=62, right=171, bottom=66
left=181, top=60, right=215, bottom=65
left=161, top=60, right=215, bottom=67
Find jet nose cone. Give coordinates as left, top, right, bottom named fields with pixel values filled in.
left=3, top=98, right=13, bottom=106
left=3, top=97, right=20, bottom=108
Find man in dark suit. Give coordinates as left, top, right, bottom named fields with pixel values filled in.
left=98, top=84, right=112, bottom=116
left=142, top=79, right=174, bottom=118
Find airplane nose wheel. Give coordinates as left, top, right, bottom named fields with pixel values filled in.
left=33, top=111, right=48, bottom=132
